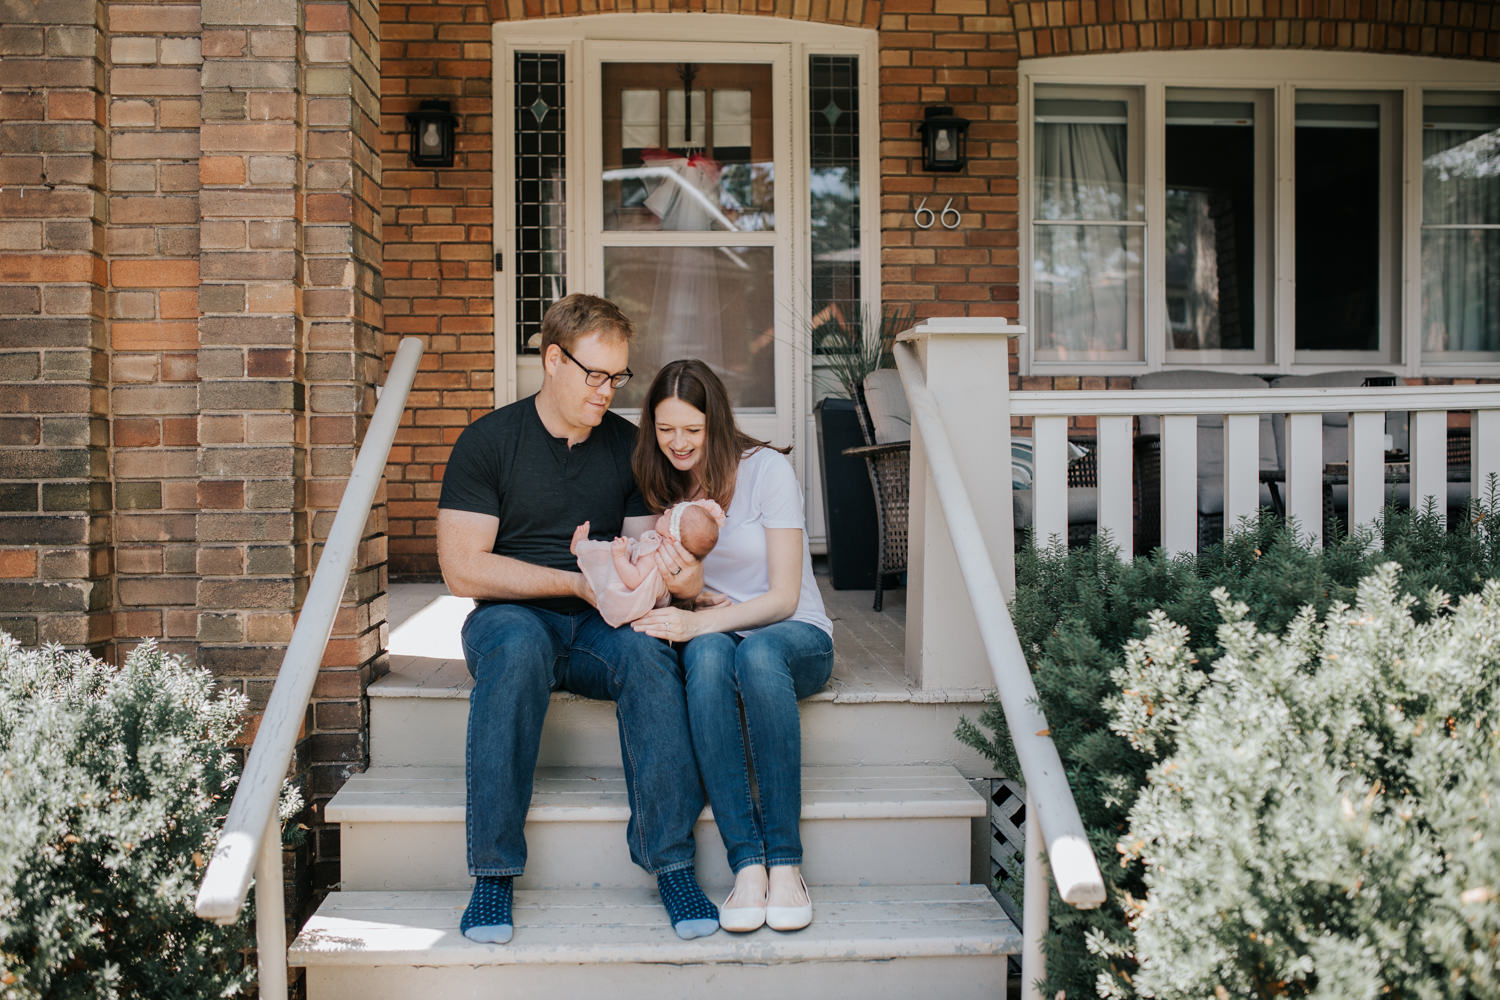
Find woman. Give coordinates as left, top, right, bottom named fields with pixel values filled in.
left=631, top=359, right=834, bottom=933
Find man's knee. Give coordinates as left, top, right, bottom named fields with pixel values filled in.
left=462, top=604, right=555, bottom=683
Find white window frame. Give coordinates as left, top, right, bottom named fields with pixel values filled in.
left=1020, top=50, right=1500, bottom=377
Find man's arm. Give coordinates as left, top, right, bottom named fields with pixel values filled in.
left=437, top=508, right=590, bottom=603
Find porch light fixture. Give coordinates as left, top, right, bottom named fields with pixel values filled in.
left=406, top=100, right=458, bottom=167
left=919, top=106, right=969, bottom=172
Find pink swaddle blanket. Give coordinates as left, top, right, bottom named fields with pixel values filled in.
left=575, top=499, right=725, bottom=629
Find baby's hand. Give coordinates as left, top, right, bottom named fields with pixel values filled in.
left=610, top=536, right=630, bottom=556
left=570, top=521, right=590, bottom=555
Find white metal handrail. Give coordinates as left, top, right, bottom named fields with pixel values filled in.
left=195, top=337, right=425, bottom=999
left=892, top=341, right=1106, bottom=998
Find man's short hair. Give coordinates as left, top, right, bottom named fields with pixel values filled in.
left=540, top=294, right=636, bottom=355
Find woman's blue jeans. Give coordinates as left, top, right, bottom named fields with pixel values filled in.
left=461, top=601, right=704, bottom=878
left=683, top=621, right=834, bottom=874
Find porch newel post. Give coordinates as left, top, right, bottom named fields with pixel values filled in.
left=903, top=319, right=1024, bottom=692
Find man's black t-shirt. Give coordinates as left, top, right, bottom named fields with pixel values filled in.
left=438, top=394, right=649, bottom=613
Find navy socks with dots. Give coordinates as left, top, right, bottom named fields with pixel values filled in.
left=462, top=870, right=718, bottom=943
left=657, top=867, right=719, bottom=940
left=461, top=875, right=514, bottom=944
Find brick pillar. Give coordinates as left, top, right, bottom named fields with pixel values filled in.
left=381, top=0, right=493, bottom=579
left=106, top=1, right=205, bottom=660
left=196, top=0, right=309, bottom=905
left=0, top=0, right=110, bottom=650
left=303, top=0, right=387, bottom=895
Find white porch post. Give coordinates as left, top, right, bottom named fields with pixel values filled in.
left=903, top=318, right=1024, bottom=691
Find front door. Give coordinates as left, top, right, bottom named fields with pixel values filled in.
left=585, top=42, right=795, bottom=447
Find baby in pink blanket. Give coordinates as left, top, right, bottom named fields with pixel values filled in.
left=571, top=499, right=726, bottom=628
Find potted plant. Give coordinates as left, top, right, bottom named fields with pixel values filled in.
left=812, top=303, right=915, bottom=590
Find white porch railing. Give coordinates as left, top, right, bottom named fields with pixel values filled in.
left=892, top=325, right=1106, bottom=1000
left=195, top=337, right=425, bottom=999
left=1013, top=386, right=1500, bottom=559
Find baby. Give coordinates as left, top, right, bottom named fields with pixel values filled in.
left=571, top=499, right=725, bottom=628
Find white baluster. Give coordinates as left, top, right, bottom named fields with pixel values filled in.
left=1222, top=413, right=1260, bottom=534
left=1285, top=412, right=1323, bottom=547
left=255, top=810, right=288, bottom=1000
left=1161, top=414, right=1197, bottom=557
left=1097, top=415, right=1133, bottom=560
left=1021, top=790, right=1048, bottom=1000
left=1033, top=416, right=1068, bottom=550
left=1473, top=408, right=1499, bottom=505
left=1410, top=410, right=1447, bottom=528
left=1347, top=411, right=1386, bottom=539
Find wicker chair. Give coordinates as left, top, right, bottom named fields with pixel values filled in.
left=843, top=371, right=910, bottom=612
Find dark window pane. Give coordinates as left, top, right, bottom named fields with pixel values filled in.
left=1164, top=99, right=1256, bottom=351
left=809, top=54, right=860, bottom=354
left=514, top=52, right=567, bottom=354
left=1295, top=104, right=1380, bottom=351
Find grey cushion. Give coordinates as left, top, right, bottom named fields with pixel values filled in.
left=1132, top=370, right=1278, bottom=514
left=1013, top=486, right=1099, bottom=530
left=862, top=369, right=910, bottom=445
left=1268, top=370, right=1409, bottom=467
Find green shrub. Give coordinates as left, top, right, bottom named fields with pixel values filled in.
left=958, top=493, right=1500, bottom=999
left=1117, top=568, right=1500, bottom=998
left=0, top=635, right=254, bottom=999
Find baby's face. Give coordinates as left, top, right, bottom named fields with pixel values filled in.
left=655, top=510, right=674, bottom=537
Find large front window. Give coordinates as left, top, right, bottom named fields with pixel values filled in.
left=1024, top=54, right=1500, bottom=374
left=1422, top=91, right=1500, bottom=358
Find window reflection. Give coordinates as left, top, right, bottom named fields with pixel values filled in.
left=601, top=63, right=774, bottom=232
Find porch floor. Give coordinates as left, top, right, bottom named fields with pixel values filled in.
left=387, top=568, right=920, bottom=701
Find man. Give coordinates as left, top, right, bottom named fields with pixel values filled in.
left=437, top=293, right=717, bottom=943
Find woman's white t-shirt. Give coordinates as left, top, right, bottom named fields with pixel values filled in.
left=700, top=447, right=832, bottom=637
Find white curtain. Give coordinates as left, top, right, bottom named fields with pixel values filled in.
left=1422, top=124, right=1500, bottom=353
left=1034, top=121, right=1136, bottom=356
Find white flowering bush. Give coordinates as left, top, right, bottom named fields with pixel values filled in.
left=1114, top=566, right=1500, bottom=999
left=0, top=635, right=254, bottom=999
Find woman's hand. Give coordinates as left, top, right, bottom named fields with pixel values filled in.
left=654, top=535, right=703, bottom=601
left=633, top=606, right=706, bottom=642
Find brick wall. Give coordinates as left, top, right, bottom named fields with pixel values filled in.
left=380, top=0, right=495, bottom=578
left=0, top=0, right=110, bottom=649
left=377, top=0, right=1499, bottom=575
left=0, top=0, right=387, bottom=928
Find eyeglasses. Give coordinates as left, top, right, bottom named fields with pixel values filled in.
left=557, top=344, right=633, bottom=389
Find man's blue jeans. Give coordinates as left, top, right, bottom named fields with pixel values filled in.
left=682, top=621, right=834, bottom=874
left=461, top=601, right=704, bottom=877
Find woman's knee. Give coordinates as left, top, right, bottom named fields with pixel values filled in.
left=735, top=627, right=831, bottom=700
left=683, top=633, right=738, bottom=691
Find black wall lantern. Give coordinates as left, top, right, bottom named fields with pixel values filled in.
left=406, top=100, right=458, bottom=168
left=919, top=106, right=969, bottom=172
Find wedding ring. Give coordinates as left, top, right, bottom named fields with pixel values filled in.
left=671, top=567, right=681, bottom=576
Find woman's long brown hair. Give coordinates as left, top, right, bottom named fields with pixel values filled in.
left=632, top=359, right=789, bottom=512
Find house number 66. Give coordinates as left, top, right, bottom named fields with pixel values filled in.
left=914, top=197, right=961, bottom=230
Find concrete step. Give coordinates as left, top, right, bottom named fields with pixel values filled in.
left=330, top=764, right=986, bottom=891
left=290, top=885, right=1019, bottom=1000
left=370, top=654, right=994, bottom=773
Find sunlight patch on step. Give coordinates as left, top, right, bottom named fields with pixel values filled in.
left=388, top=594, right=473, bottom=661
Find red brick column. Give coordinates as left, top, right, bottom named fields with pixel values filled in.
left=381, top=0, right=495, bottom=579
left=0, top=0, right=110, bottom=650
left=303, top=0, right=388, bottom=893
left=106, top=1, right=205, bottom=659
left=195, top=0, right=311, bottom=920
left=878, top=3, right=1021, bottom=326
